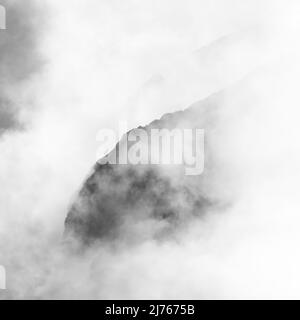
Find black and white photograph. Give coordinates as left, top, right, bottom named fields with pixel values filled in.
left=1, top=0, right=300, bottom=303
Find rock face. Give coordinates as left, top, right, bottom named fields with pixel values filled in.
left=64, top=93, right=225, bottom=245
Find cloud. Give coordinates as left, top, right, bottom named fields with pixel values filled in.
left=1, top=0, right=300, bottom=299
left=0, top=0, right=45, bottom=133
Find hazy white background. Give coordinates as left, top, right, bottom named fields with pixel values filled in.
left=1, top=0, right=300, bottom=299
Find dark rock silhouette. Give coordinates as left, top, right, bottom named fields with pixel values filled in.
left=64, top=93, right=226, bottom=245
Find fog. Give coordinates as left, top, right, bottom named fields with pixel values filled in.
left=1, top=0, right=300, bottom=299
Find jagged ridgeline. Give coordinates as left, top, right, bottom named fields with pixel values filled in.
left=64, top=92, right=230, bottom=245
